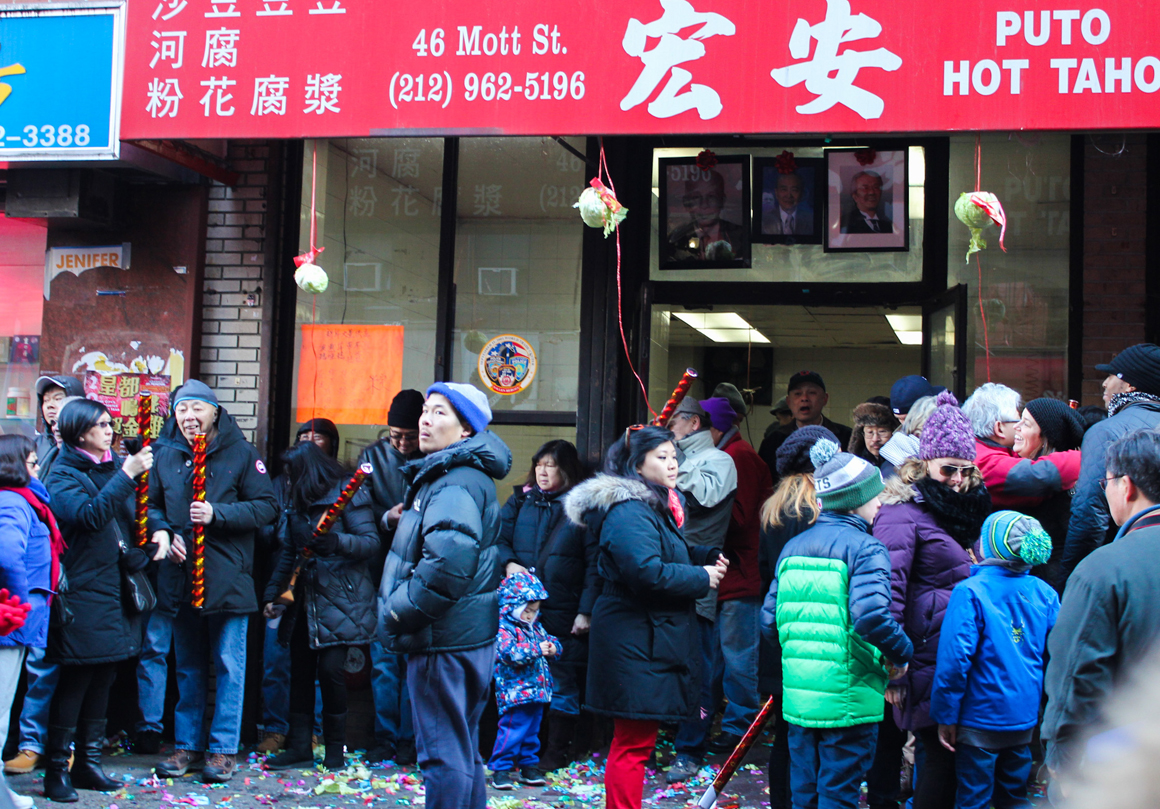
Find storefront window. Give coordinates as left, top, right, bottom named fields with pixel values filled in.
left=452, top=137, right=585, bottom=414
left=291, top=138, right=444, bottom=464
left=649, top=145, right=926, bottom=283
left=0, top=219, right=47, bottom=437
left=947, top=134, right=1070, bottom=398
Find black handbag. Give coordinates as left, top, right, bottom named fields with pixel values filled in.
left=50, top=564, right=74, bottom=628
left=117, top=530, right=157, bottom=615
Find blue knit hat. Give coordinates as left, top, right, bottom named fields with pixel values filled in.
left=980, top=510, right=1052, bottom=571
left=426, top=382, right=491, bottom=435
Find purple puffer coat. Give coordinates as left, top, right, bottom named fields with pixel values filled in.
left=872, top=478, right=976, bottom=731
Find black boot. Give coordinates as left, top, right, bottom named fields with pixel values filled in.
left=540, top=711, right=578, bottom=771
left=70, top=720, right=122, bottom=792
left=322, top=712, right=346, bottom=770
left=43, top=726, right=77, bottom=803
left=266, top=713, right=314, bottom=770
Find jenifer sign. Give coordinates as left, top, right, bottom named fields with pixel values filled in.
left=121, top=0, right=1160, bottom=139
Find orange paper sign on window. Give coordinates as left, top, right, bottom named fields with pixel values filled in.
left=296, top=324, right=404, bottom=425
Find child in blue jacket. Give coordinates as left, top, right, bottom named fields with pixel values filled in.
left=487, top=570, right=561, bottom=790
left=931, top=511, right=1060, bottom=809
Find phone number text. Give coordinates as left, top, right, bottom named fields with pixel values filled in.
left=388, top=71, right=585, bottom=109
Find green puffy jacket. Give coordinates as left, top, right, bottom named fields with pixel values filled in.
left=761, top=512, right=912, bottom=728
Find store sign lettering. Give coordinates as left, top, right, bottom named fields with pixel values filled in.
left=120, top=0, right=1160, bottom=138
left=44, top=244, right=131, bottom=300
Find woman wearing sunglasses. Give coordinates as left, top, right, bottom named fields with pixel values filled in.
left=873, top=392, right=992, bottom=809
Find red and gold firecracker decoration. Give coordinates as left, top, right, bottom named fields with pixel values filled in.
left=134, top=392, right=153, bottom=547
left=275, top=463, right=373, bottom=606
left=652, top=368, right=698, bottom=428
left=191, top=433, right=207, bottom=609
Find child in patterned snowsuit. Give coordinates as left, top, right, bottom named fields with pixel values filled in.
left=487, top=570, right=561, bottom=788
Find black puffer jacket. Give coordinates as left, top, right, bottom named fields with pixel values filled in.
left=264, top=484, right=380, bottom=649
left=496, top=484, right=600, bottom=663
left=379, top=431, right=512, bottom=655
left=44, top=446, right=144, bottom=665
left=564, top=474, right=714, bottom=722
left=148, top=408, right=278, bottom=615
left=357, top=439, right=421, bottom=588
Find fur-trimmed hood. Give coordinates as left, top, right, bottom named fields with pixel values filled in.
left=564, top=474, right=658, bottom=526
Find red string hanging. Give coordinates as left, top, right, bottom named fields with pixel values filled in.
left=974, top=134, right=992, bottom=381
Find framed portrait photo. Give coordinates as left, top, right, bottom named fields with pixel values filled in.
left=754, top=156, right=824, bottom=245
left=659, top=155, right=751, bottom=270
left=825, top=149, right=908, bottom=252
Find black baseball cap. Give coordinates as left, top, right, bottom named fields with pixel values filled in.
left=890, top=375, right=945, bottom=416
left=788, top=371, right=825, bottom=393
left=1095, top=343, right=1160, bottom=396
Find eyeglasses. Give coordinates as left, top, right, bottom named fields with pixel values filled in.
left=938, top=464, right=977, bottom=478
left=96, top=419, right=113, bottom=429
left=1100, top=475, right=1125, bottom=492
left=25, top=456, right=38, bottom=470
left=388, top=429, right=419, bottom=442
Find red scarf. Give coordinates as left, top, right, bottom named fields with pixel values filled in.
left=667, top=488, right=685, bottom=529
left=0, top=487, right=66, bottom=592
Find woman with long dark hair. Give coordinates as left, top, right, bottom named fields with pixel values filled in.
left=42, top=399, right=154, bottom=802
left=263, top=440, right=380, bottom=771
left=496, top=439, right=595, bottom=772
left=564, top=425, right=727, bottom=809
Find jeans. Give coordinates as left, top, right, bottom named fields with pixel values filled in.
left=371, top=638, right=413, bottom=745
left=487, top=703, right=545, bottom=772
left=0, top=647, right=26, bottom=795
left=172, top=606, right=248, bottom=755
left=866, top=707, right=907, bottom=809
left=408, top=645, right=495, bottom=809
left=548, top=656, right=581, bottom=716
left=135, top=610, right=173, bottom=734
left=954, top=743, right=1032, bottom=809
left=788, top=722, right=879, bottom=809
left=16, top=645, right=57, bottom=753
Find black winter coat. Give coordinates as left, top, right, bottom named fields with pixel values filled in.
left=357, top=439, right=421, bottom=588
left=379, top=431, right=512, bottom=655
left=496, top=484, right=600, bottom=667
left=564, top=475, right=714, bottom=722
left=264, top=484, right=380, bottom=649
left=148, top=409, right=278, bottom=616
left=44, top=446, right=143, bottom=665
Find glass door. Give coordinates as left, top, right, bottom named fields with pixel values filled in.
left=922, top=284, right=968, bottom=399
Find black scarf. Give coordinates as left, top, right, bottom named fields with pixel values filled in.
left=915, top=476, right=992, bottom=549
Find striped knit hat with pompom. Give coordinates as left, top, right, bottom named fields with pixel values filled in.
left=980, top=510, right=1053, bottom=571
left=810, top=438, right=885, bottom=512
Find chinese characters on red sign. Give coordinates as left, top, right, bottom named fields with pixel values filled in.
left=84, top=372, right=171, bottom=442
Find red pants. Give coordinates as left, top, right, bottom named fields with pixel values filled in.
left=605, top=718, right=659, bottom=809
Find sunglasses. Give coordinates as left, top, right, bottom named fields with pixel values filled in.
left=938, top=464, right=977, bottom=478
left=623, top=423, right=646, bottom=448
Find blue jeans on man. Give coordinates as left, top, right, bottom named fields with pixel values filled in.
left=172, top=606, right=248, bottom=755
left=371, top=638, right=413, bottom=748
left=136, top=610, right=173, bottom=734
left=15, top=646, right=58, bottom=754
left=954, top=743, right=1032, bottom=809
left=788, top=722, right=878, bottom=809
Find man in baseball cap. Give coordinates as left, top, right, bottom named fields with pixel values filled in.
left=1061, top=343, right=1160, bottom=587
left=758, top=371, right=853, bottom=482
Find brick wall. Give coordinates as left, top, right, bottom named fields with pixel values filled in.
left=1081, top=135, right=1148, bottom=406
left=197, top=141, right=280, bottom=456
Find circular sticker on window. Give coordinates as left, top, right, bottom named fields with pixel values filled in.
left=478, top=334, right=537, bottom=396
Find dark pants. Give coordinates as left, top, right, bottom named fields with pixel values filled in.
left=767, top=696, right=791, bottom=809
left=407, top=644, right=495, bottom=809
left=914, top=726, right=957, bottom=809
left=788, top=722, right=878, bottom=809
left=954, top=743, right=1032, bottom=809
left=675, top=616, right=716, bottom=758
left=49, top=663, right=117, bottom=728
left=866, top=707, right=907, bottom=809
left=288, top=614, right=348, bottom=716
left=487, top=702, right=544, bottom=772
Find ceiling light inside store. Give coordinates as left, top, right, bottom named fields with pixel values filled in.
left=885, top=313, right=923, bottom=345
left=672, top=312, right=770, bottom=343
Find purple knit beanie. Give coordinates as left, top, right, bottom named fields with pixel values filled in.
left=919, top=391, right=977, bottom=461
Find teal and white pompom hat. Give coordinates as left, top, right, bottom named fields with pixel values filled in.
left=809, top=438, right=885, bottom=512
left=979, top=510, right=1052, bottom=571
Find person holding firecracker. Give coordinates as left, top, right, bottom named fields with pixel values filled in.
left=148, top=380, right=278, bottom=783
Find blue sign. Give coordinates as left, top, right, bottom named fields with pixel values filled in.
left=0, top=5, right=122, bottom=159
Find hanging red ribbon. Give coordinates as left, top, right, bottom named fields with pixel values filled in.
left=974, top=133, right=991, bottom=382
left=294, top=141, right=325, bottom=268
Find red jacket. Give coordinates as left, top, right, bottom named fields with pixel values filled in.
left=974, top=439, right=1081, bottom=510
left=718, top=432, right=773, bottom=601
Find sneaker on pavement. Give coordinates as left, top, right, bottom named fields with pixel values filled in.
left=519, top=766, right=547, bottom=786
left=4, top=750, right=39, bottom=775
left=395, top=738, right=418, bottom=766
left=257, top=732, right=286, bottom=755
left=708, top=732, right=742, bottom=755
left=489, top=770, right=516, bottom=790
left=203, top=753, right=237, bottom=783
left=135, top=730, right=163, bottom=755
left=666, top=754, right=701, bottom=784
left=7, top=788, right=33, bottom=809
left=155, top=750, right=205, bottom=777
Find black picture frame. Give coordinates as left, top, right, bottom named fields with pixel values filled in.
left=658, top=155, right=751, bottom=270
left=753, top=157, right=824, bottom=245
left=824, top=148, right=909, bottom=253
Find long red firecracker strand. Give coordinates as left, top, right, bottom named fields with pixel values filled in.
left=696, top=694, right=778, bottom=809
left=134, top=392, right=153, bottom=547
left=652, top=368, right=698, bottom=428
left=191, top=433, right=207, bottom=609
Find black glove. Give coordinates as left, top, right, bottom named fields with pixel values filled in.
left=288, top=513, right=314, bottom=552
left=308, top=531, right=340, bottom=557
left=120, top=547, right=150, bottom=573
